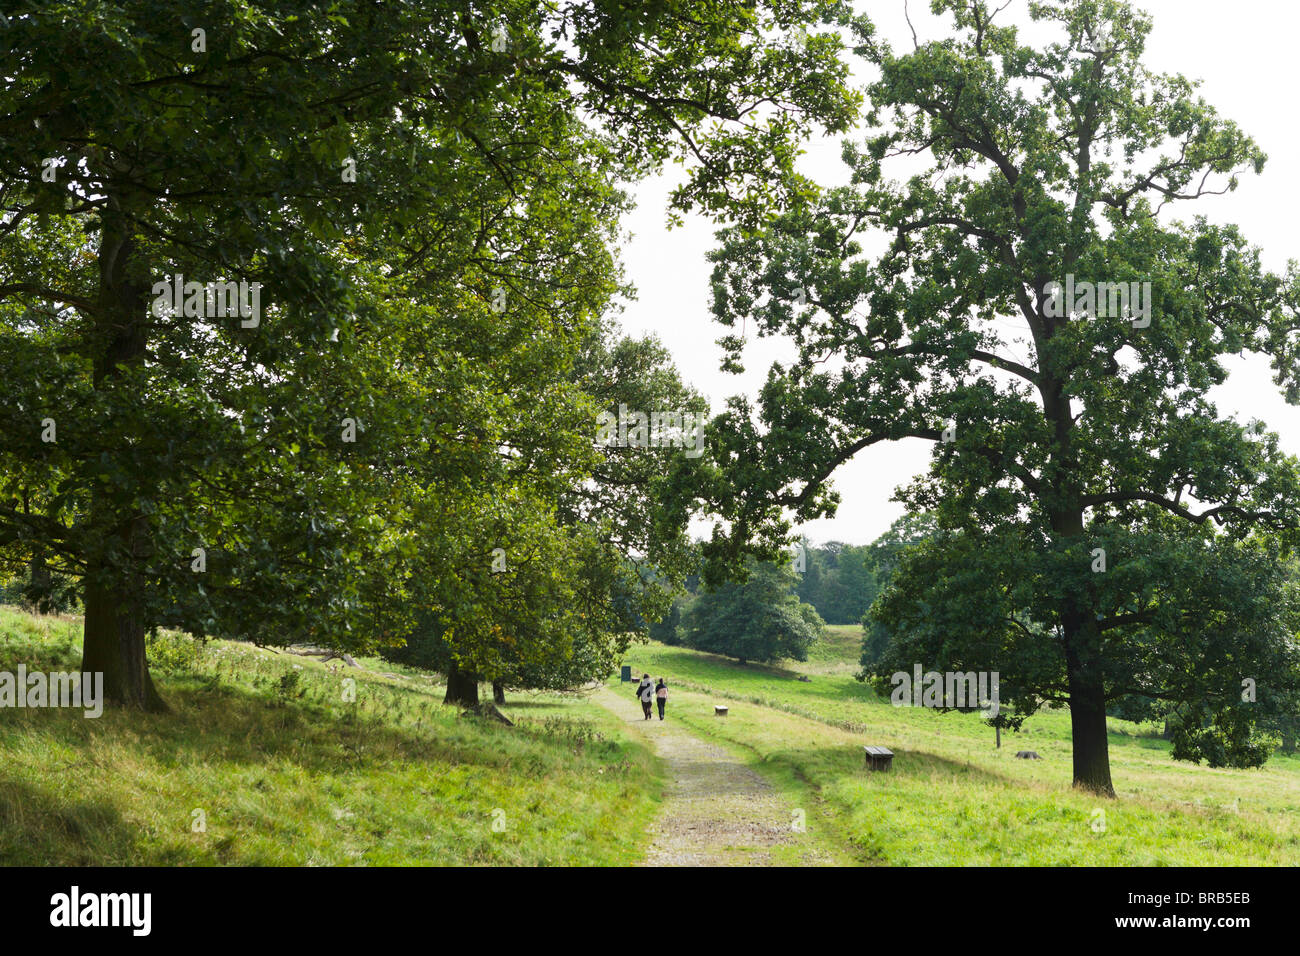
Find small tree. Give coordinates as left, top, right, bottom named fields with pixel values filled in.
left=683, top=560, right=822, bottom=665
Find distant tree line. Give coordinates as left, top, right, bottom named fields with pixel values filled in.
left=798, top=514, right=939, bottom=627
left=793, top=542, right=875, bottom=625
left=646, top=515, right=937, bottom=664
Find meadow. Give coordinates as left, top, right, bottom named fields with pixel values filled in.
left=4, top=609, right=1297, bottom=866
left=622, top=627, right=1300, bottom=865
left=0, top=607, right=659, bottom=866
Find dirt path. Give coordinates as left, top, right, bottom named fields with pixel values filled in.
left=594, top=686, right=835, bottom=866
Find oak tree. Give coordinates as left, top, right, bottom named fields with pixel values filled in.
left=702, top=0, right=1300, bottom=794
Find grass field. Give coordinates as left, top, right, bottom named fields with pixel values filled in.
left=6, top=608, right=1299, bottom=866
left=624, top=626, right=1300, bottom=865
left=0, top=607, right=661, bottom=865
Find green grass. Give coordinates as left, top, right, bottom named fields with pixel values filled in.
left=0, top=607, right=661, bottom=865
left=803, top=624, right=863, bottom=674
left=9, top=602, right=1297, bottom=867
left=628, top=635, right=1300, bottom=865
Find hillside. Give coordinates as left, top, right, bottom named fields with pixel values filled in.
left=0, top=607, right=659, bottom=866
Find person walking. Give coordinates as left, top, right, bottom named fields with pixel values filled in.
left=636, top=673, right=654, bottom=720
left=655, top=678, right=668, bottom=720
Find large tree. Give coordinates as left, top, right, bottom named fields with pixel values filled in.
left=0, top=1, right=864, bottom=709
left=700, top=0, right=1300, bottom=795
left=390, top=321, right=711, bottom=706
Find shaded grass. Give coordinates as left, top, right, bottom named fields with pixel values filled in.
left=0, top=607, right=661, bottom=866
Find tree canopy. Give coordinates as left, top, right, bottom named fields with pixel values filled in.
left=0, top=1, right=866, bottom=709
left=699, top=0, right=1300, bottom=795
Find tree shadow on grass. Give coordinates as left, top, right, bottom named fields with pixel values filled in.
left=1114, top=734, right=1174, bottom=754
left=0, top=671, right=642, bottom=864
left=496, top=698, right=574, bottom=711
left=655, top=650, right=805, bottom=681
left=4, top=670, right=605, bottom=786
left=0, top=777, right=137, bottom=866
left=758, top=743, right=1029, bottom=791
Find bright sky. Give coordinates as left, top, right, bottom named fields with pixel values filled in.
left=615, top=0, right=1300, bottom=547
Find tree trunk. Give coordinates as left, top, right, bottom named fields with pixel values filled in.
left=492, top=681, right=505, bottom=705
left=444, top=660, right=480, bottom=707
left=81, top=571, right=167, bottom=712
left=1039, top=319, right=1120, bottom=795
left=1061, top=604, right=1115, bottom=796
left=1161, top=718, right=1175, bottom=740
left=1067, top=674, right=1114, bottom=796
left=79, top=183, right=166, bottom=712
left=1282, top=734, right=1296, bottom=754
left=29, top=551, right=51, bottom=613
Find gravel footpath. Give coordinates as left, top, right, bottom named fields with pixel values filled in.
left=595, top=686, right=833, bottom=866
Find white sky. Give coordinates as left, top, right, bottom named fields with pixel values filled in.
left=615, top=0, right=1300, bottom=547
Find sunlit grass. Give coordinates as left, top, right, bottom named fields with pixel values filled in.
left=625, top=637, right=1300, bottom=865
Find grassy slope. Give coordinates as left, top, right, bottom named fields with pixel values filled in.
left=628, top=626, right=1300, bottom=865
left=0, top=607, right=661, bottom=866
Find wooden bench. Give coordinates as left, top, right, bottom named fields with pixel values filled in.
left=863, top=745, right=894, bottom=772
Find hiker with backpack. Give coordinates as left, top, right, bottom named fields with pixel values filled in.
left=655, top=678, right=668, bottom=720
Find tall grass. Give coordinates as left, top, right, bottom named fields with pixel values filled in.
left=0, top=608, right=660, bottom=866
